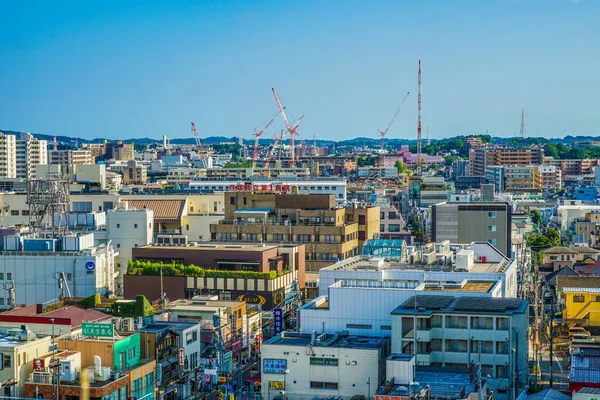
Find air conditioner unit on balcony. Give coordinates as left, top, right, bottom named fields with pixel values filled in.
left=121, top=318, right=135, bottom=332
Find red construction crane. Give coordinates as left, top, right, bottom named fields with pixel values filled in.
left=190, top=122, right=206, bottom=167
left=252, top=109, right=284, bottom=169
left=272, top=88, right=304, bottom=168
left=53, top=134, right=57, bottom=151
left=377, top=91, right=410, bottom=150
left=264, top=131, right=283, bottom=169
left=417, top=60, right=423, bottom=176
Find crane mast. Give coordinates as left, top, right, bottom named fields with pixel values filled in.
left=272, top=88, right=303, bottom=168
left=190, top=122, right=206, bottom=168
left=252, top=109, right=283, bottom=169
left=417, top=60, right=423, bottom=176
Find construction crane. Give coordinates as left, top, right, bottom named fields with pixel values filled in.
left=252, top=110, right=284, bottom=169
left=272, top=88, right=304, bottom=168
left=190, top=122, right=206, bottom=168
left=417, top=60, right=423, bottom=176
left=264, top=131, right=283, bottom=168
left=377, top=91, right=410, bottom=151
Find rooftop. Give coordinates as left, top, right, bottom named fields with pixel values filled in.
left=557, top=276, right=600, bottom=292
left=392, top=295, right=527, bottom=315
left=139, top=242, right=280, bottom=252
left=0, top=305, right=111, bottom=329
left=571, top=348, right=600, bottom=384
left=264, top=332, right=387, bottom=350
left=562, top=287, right=600, bottom=293
left=126, top=199, right=185, bottom=223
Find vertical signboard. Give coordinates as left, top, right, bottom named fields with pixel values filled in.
left=273, top=308, right=283, bottom=335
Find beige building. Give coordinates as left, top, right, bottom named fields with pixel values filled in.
left=123, top=160, right=147, bottom=184
left=538, top=165, right=562, bottom=193
left=82, top=140, right=107, bottom=160
left=469, top=147, right=544, bottom=176
left=210, top=192, right=379, bottom=272
left=432, top=202, right=512, bottom=257
left=49, top=149, right=93, bottom=165
left=107, top=141, right=135, bottom=161
left=504, top=165, right=541, bottom=193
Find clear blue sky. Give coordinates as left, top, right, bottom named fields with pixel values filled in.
left=1, top=0, right=599, bottom=141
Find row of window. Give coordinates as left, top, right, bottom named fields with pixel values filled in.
left=115, top=223, right=152, bottom=229
left=309, top=357, right=338, bottom=366
left=573, top=295, right=600, bottom=303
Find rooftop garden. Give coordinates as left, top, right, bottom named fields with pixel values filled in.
left=127, top=260, right=290, bottom=280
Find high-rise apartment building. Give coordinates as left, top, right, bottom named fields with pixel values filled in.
left=0, top=132, right=17, bottom=178
left=16, top=133, right=47, bottom=179
left=432, top=201, right=512, bottom=256
left=504, top=166, right=541, bottom=193
left=469, top=147, right=544, bottom=176
left=107, top=141, right=135, bottom=161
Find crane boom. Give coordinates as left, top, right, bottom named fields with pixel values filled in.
left=264, top=132, right=282, bottom=168
left=252, top=109, right=284, bottom=169
left=190, top=122, right=206, bottom=167
left=378, top=91, right=410, bottom=150
left=272, top=88, right=303, bottom=167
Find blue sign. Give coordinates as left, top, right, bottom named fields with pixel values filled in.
left=85, top=261, right=96, bottom=271
left=273, top=308, right=283, bottom=335
left=263, top=358, right=287, bottom=374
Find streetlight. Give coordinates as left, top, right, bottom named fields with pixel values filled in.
left=283, top=369, right=290, bottom=400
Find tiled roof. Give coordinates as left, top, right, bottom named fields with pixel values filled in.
left=573, top=246, right=600, bottom=254
left=542, top=246, right=578, bottom=254
left=127, top=200, right=186, bottom=223
left=571, top=348, right=600, bottom=384
left=557, top=276, right=600, bottom=292
left=563, top=287, right=600, bottom=293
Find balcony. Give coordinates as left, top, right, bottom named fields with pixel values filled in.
left=416, top=329, right=431, bottom=342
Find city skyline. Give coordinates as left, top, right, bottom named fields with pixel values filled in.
left=1, top=0, right=599, bottom=141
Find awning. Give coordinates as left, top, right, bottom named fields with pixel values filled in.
left=168, top=356, right=178, bottom=364
left=160, top=360, right=170, bottom=369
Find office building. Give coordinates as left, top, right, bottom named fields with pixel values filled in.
left=210, top=193, right=379, bottom=272
left=390, top=295, right=529, bottom=388
left=432, top=202, right=512, bottom=256
left=261, top=332, right=389, bottom=400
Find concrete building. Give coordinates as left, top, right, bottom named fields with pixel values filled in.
left=210, top=193, right=380, bottom=272
left=469, top=147, right=544, bottom=176
left=383, top=146, right=445, bottom=169
left=0, top=326, right=53, bottom=397
left=539, top=165, right=562, bottom=193
left=432, top=202, right=512, bottom=257
left=261, top=332, right=389, bottom=400
left=390, top=295, right=529, bottom=388
left=49, top=149, right=94, bottom=165
left=0, top=232, right=117, bottom=307
left=0, top=132, right=16, bottom=178
left=546, top=158, right=599, bottom=176
left=504, top=165, right=541, bottom=193
left=123, top=160, right=148, bottom=184
left=485, top=166, right=505, bottom=193
left=107, top=141, right=135, bottom=161
left=16, top=133, right=47, bottom=179
left=418, top=176, right=450, bottom=208
left=452, top=160, right=470, bottom=179
left=357, top=166, right=399, bottom=180
left=107, top=204, right=154, bottom=291
left=300, top=241, right=518, bottom=337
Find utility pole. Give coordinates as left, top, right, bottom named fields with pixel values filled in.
left=549, top=295, right=554, bottom=388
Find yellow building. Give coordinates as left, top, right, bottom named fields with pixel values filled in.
left=562, top=287, right=600, bottom=326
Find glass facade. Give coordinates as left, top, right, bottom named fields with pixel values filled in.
left=361, top=239, right=406, bottom=261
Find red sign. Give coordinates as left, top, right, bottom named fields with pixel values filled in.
left=261, top=184, right=268, bottom=191
left=33, top=358, right=45, bottom=372
left=179, top=348, right=185, bottom=366
left=232, top=340, right=242, bottom=354
left=229, top=184, right=235, bottom=191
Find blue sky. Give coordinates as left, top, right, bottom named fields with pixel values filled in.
left=0, top=0, right=599, bottom=141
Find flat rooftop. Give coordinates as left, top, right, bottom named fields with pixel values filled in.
left=265, top=332, right=386, bottom=350
left=392, top=295, right=528, bottom=316
left=139, top=242, right=279, bottom=252
left=167, top=298, right=244, bottom=310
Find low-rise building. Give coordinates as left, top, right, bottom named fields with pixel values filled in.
left=391, top=295, right=528, bottom=389
left=561, top=287, right=600, bottom=327
left=261, top=332, right=389, bottom=400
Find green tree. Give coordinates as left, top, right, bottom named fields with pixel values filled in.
left=395, top=160, right=408, bottom=173
left=530, top=209, right=542, bottom=227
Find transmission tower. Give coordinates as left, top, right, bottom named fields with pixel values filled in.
left=26, top=175, right=70, bottom=238
left=417, top=60, right=423, bottom=176
left=520, top=109, right=525, bottom=139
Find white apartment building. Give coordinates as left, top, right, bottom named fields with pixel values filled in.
left=261, top=332, right=388, bottom=400
left=0, top=133, right=16, bottom=178
left=107, top=204, right=153, bottom=290
left=16, top=133, right=47, bottom=179
left=0, top=232, right=117, bottom=307
left=300, top=242, right=518, bottom=337
left=357, top=167, right=399, bottom=179
left=390, top=295, right=529, bottom=390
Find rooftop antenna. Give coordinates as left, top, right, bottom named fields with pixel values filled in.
left=520, top=109, right=525, bottom=139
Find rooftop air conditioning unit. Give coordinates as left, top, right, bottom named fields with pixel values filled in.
left=121, top=318, right=134, bottom=332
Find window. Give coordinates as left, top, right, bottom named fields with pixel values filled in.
left=243, top=197, right=247, bottom=205
left=0, top=299, right=3, bottom=305
left=134, top=244, right=138, bottom=247
left=273, top=234, right=284, bottom=241
left=489, top=239, right=497, bottom=245
left=117, top=244, right=121, bottom=248
left=310, top=357, right=338, bottom=366
left=66, top=273, right=72, bottom=281
left=134, top=224, right=138, bottom=228
left=3, top=354, right=10, bottom=368
left=488, top=225, right=497, bottom=232
left=296, top=234, right=310, bottom=242
left=324, top=235, right=335, bottom=243
left=596, top=296, right=600, bottom=302
left=388, top=224, right=401, bottom=232
left=310, top=382, right=339, bottom=390
left=21, top=210, right=29, bottom=216
left=380, top=212, right=385, bottom=219
left=10, top=210, right=18, bottom=216
left=358, top=215, right=366, bottom=224
left=346, top=324, right=372, bottom=329
left=116, top=224, right=120, bottom=228
left=149, top=223, right=152, bottom=229
left=6, top=273, right=11, bottom=280
left=230, top=197, right=235, bottom=205
left=380, top=325, right=392, bottom=331
left=573, top=295, right=585, bottom=303
left=129, top=347, right=136, bottom=358
left=186, top=224, right=190, bottom=231
left=488, top=212, right=497, bottom=218
left=0, top=273, right=3, bottom=280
